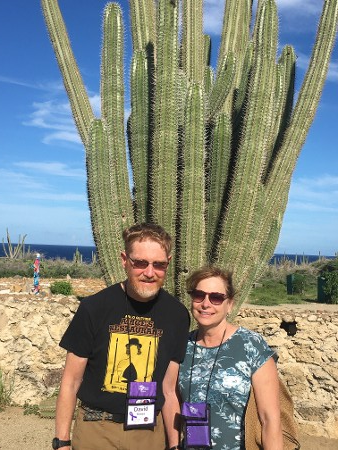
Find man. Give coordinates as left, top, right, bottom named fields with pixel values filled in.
left=52, top=223, right=190, bottom=450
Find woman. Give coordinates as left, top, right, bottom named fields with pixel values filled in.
left=178, top=266, right=283, bottom=450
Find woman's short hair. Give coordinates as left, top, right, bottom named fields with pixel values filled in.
left=123, top=223, right=172, bottom=256
left=186, top=266, right=235, bottom=299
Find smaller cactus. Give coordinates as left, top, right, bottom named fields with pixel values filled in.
left=2, top=229, right=27, bottom=259
left=72, top=247, right=83, bottom=265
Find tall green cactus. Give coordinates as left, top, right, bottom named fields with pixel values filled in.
left=41, top=0, right=338, bottom=316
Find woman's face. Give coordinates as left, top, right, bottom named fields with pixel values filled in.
left=191, top=276, right=233, bottom=328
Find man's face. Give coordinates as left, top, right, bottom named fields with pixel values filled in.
left=121, top=239, right=170, bottom=302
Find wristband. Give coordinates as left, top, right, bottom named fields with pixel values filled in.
left=169, top=446, right=180, bottom=450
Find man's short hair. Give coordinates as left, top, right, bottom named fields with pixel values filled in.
left=122, top=223, right=172, bottom=256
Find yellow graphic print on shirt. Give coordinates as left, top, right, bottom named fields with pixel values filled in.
left=102, top=315, right=163, bottom=394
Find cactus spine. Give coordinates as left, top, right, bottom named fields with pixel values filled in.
left=41, top=0, right=338, bottom=315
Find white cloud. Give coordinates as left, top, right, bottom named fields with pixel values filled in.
left=0, top=170, right=46, bottom=191
left=287, top=175, right=338, bottom=211
left=0, top=75, right=64, bottom=93
left=26, top=192, right=86, bottom=202
left=0, top=203, right=93, bottom=246
left=203, top=0, right=323, bottom=36
left=276, top=0, right=321, bottom=15
left=327, top=60, right=338, bottom=82
left=23, top=99, right=81, bottom=145
left=42, top=130, right=81, bottom=145
left=276, top=174, right=338, bottom=255
left=204, top=1, right=224, bottom=35
left=14, top=162, right=85, bottom=178
left=89, top=94, right=101, bottom=116
left=0, top=164, right=86, bottom=203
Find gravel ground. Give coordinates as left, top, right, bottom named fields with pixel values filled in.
left=0, top=407, right=337, bottom=450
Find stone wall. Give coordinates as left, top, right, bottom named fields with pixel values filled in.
left=0, top=289, right=337, bottom=438
left=234, top=306, right=338, bottom=439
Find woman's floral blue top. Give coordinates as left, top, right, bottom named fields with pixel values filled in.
left=178, top=327, right=274, bottom=450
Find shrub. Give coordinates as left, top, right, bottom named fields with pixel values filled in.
left=50, top=281, right=73, bottom=295
left=319, top=258, right=338, bottom=304
left=292, top=273, right=306, bottom=294
left=0, top=256, right=103, bottom=278
left=0, top=369, right=14, bottom=411
left=23, top=403, right=39, bottom=416
left=321, top=271, right=338, bottom=304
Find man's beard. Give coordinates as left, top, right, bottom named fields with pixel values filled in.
left=128, top=277, right=163, bottom=301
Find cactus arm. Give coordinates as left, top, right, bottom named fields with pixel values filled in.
left=2, top=229, right=27, bottom=259
left=150, top=0, right=179, bottom=235
left=41, top=0, right=94, bottom=145
left=129, top=50, right=150, bottom=222
left=268, top=0, right=338, bottom=187
left=233, top=41, right=254, bottom=125
left=217, top=0, right=252, bottom=81
left=206, top=113, right=232, bottom=255
left=86, top=119, right=127, bottom=285
left=129, top=0, right=156, bottom=53
left=254, top=0, right=338, bottom=277
left=1, top=238, right=8, bottom=258
left=213, top=0, right=278, bottom=273
left=203, top=34, right=211, bottom=67
left=101, top=4, right=134, bottom=235
left=232, top=0, right=338, bottom=312
left=177, top=82, right=206, bottom=298
left=181, top=0, right=204, bottom=83
left=204, top=66, right=214, bottom=97
left=208, top=52, right=236, bottom=119
left=270, top=46, right=295, bottom=153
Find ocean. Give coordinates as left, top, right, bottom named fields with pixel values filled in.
left=0, top=244, right=97, bottom=263
left=0, top=243, right=335, bottom=264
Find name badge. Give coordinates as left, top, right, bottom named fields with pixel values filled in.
left=125, top=382, right=157, bottom=430
left=126, top=401, right=156, bottom=427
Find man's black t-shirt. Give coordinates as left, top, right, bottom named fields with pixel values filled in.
left=60, top=282, right=190, bottom=414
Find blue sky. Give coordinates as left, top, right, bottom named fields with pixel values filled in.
left=0, top=0, right=337, bottom=256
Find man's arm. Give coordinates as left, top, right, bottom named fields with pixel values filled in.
left=55, top=352, right=88, bottom=448
left=162, top=361, right=181, bottom=449
left=251, top=357, right=283, bottom=450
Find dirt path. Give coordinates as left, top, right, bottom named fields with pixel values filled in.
left=0, top=407, right=337, bottom=450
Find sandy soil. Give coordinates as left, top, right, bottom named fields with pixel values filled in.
left=0, top=407, right=338, bottom=450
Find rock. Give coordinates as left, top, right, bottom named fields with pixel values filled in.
left=307, top=314, right=318, bottom=322
left=0, top=278, right=337, bottom=439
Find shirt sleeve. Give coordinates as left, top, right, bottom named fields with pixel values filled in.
left=244, top=330, right=275, bottom=375
left=59, top=299, right=94, bottom=358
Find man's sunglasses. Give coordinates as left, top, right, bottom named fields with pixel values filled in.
left=127, top=256, right=169, bottom=271
left=188, top=289, right=228, bottom=305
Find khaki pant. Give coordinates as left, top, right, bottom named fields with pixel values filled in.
left=72, top=407, right=166, bottom=450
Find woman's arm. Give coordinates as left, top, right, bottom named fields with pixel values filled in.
left=162, top=361, right=182, bottom=449
left=251, top=357, right=283, bottom=450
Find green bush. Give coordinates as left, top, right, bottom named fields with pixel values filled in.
left=50, top=281, right=73, bottom=295
left=292, top=273, right=306, bottom=294
left=319, top=258, right=338, bottom=304
left=321, top=271, right=338, bottom=304
left=0, top=369, right=14, bottom=411
left=0, top=256, right=103, bottom=278
left=23, top=403, right=39, bottom=416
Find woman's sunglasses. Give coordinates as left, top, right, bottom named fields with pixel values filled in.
left=188, top=289, right=228, bottom=305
